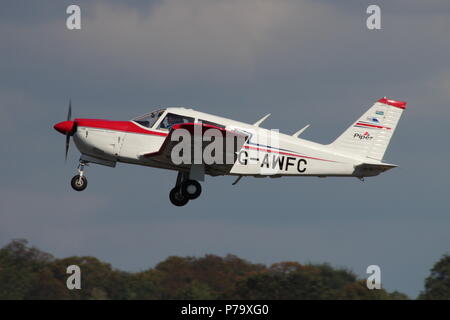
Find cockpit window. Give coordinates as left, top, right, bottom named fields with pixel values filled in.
left=158, top=113, right=194, bottom=130
left=133, top=110, right=164, bottom=128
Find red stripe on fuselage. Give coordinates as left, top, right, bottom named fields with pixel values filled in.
left=75, top=119, right=168, bottom=137
left=244, top=145, right=336, bottom=162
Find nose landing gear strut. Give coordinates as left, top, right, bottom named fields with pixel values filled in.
left=71, top=160, right=89, bottom=191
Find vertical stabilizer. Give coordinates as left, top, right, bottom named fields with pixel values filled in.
left=331, top=97, right=406, bottom=161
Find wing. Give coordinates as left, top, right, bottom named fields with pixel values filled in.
left=141, top=123, right=249, bottom=176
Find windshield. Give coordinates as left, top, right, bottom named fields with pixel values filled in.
left=133, top=109, right=165, bottom=128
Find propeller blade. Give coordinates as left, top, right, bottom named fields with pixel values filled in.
left=65, top=99, right=72, bottom=162
left=65, top=134, right=70, bottom=162
left=67, top=100, right=72, bottom=121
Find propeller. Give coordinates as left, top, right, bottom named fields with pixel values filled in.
left=53, top=100, right=76, bottom=162
left=65, top=100, right=72, bottom=161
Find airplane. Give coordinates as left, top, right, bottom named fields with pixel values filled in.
left=54, top=97, right=406, bottom=206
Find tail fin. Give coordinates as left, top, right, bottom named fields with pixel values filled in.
left=330, top=97, right=406, bottom=161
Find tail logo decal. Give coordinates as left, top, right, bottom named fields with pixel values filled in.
left=366, top=117, right=380, bottom=123
left=353, top=132, right=373, bottom=140
left=354, top=121, right=392, bottom=130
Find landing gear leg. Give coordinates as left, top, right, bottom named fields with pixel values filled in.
left=169, top=171, right=202, bottom=206
left=169, top=172, right=189, bottom=206
left=71, top=161, right=88, bottom=191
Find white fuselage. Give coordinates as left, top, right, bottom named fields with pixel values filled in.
left=72, top=107, right=377, bottom=178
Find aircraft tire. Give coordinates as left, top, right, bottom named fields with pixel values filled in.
left=71, top=175, right=88, bottom=191
left=169, top=187, right=189, bottom=206
left=181, top=180, right=202, bottom=200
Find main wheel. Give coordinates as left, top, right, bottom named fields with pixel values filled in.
left=181, top=180, right=202, bottom=200
left=169, top=187, right=189, bottom=206
left=71, top=175, right=88, bottom=191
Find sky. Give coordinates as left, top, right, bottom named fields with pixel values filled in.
left=1, top=0, right=450, bottom=298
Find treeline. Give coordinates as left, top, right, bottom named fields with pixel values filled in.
left=0, top=239, right=447, bottom=299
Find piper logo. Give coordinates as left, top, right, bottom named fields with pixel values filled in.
left=354, top=131, right=373, bottom=140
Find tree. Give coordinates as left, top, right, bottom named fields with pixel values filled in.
left=419, top=254, right=450, bottom=299
left=232, top=262, right=400, bottom=300
left=0, top=239, right=53, bottom=299
left=127, top=270, right=163, bottom=299
left=50, top=256, right=132, bottom=300
left=339, top=281, right=407, bottom=300
left=154, top=254, right=265, bottom=299
left=0, top=240, right=410, bottom=300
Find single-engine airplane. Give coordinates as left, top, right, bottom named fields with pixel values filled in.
left=54, top=97, right=406, bottom=206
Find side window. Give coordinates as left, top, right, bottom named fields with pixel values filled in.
left=158, top=113, right=195, bottom=130
left=134, top=111, right=163, bottom=128
left=198, top=119, right=225, bottom=129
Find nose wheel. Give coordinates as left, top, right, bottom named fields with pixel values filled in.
left=70, top=161, right=88, bottom=192
left=71, top=175, right=87, bottom=191
left=169, top=172, right=202, bottom=206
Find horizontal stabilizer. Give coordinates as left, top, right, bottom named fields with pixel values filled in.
left=353, top=162, right=397, bottom=177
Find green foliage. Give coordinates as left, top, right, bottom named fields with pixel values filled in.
left=154, top=254, right=264, bottom=299
left=0, top=240, right=413, bottom=300
left=0, top=239, right=54, bottom=299
left=419, top=254, right=450, bottom=300
left=232, top=262, right=400, bottom=300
